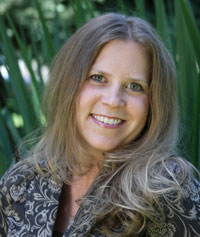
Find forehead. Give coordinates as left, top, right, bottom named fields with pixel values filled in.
left=90, top=39, right=150, bottom=81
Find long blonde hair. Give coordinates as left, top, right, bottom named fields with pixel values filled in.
left=29, top=13, right=191, bottom=235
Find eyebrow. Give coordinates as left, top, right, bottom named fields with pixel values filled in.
left=89, top=69, right=149, bottom=85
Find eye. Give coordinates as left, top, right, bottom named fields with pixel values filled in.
left=127, top=82, right=144, bottom=92
left=89, top=74, right=106, bottom=83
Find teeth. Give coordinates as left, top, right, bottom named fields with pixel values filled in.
left=93, top=115, right=122, bottom=125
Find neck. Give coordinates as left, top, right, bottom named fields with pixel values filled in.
left=72, top=165, right=99, bottom=192
left=68, top=165, right=99, bottom=217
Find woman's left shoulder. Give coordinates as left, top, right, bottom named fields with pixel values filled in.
left=181, top=174, right=200, bottom=202
left=146, top=160, right=200, bottom=237
left=166, top=157, right=200, bottom=200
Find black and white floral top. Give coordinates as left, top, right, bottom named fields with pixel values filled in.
left=0, top=161, right=200, bottom=237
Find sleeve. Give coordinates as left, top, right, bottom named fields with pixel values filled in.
left=0, top=162, right=33, bottom=236
left=146, top=177, right=200, bottom=237
left=0, top=168, right=11, bottom=236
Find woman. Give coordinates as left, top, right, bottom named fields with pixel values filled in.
left=0, top=13, right=200, bottom=237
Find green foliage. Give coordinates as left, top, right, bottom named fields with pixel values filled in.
left=0, top=0, right=200, bottom=176
left=175, top=0, right=200, bottom=168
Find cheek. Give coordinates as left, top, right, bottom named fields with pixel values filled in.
left=76, top=84, right=97, bottom=118
left=76, top=84, right=90, bottom=108
left=78, top=82, right=94, bottom=102
left=78, top=82, right=103, bottom=109
left=129, top=95, right=149, bottom=117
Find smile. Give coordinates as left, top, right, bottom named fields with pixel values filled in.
left=92, top=114, right=123, bottom=125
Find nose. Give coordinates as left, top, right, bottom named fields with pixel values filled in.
left=101, top=84, right=126, bottom=108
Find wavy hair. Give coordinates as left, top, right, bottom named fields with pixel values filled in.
left=28, top=13, right=191, bottom=235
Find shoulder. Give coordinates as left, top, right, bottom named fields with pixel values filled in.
left=162, top=158, right=200, bottom=201
left=0, top=160, right=62, bottom=236
left=0, top=160, right=62, bottom=204
left=146, top=160, right=200, bottom=237
left=0, top=161, right=36, bottom=204
left=0, top=161, right=36, bottom=235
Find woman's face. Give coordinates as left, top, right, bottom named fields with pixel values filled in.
left=76, top=40, right=150, bottom=158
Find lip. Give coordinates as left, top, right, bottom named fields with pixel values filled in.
left=90, top=113, right=125, bottom=128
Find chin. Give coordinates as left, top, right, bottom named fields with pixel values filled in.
left=91, top=142, right=123, bottom=153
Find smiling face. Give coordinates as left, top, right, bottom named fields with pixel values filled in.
left=76, top=40, right=150, bottom=159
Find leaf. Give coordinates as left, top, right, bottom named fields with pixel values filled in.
left=154, top=0, right=172, bottom=51
left=0, top=15, right=38, bottom=133
left=135, top=0, right=146, bottom=18
left=178, top=0, right=200, bottom=65
left=0, top=113, right=14, bottom=175
left=34, top=0, right=56, bottom=62
left=175, top=0, right=200, bottom=168
left=6, top=13, right=43, bottom=125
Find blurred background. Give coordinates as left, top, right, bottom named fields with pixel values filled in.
left=0, top=0, right=200, bottom=177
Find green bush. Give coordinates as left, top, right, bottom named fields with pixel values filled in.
left=0, top=0, right=199, bottom=176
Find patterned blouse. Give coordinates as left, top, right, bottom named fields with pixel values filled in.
left=0, top=161, right=200, bottom=237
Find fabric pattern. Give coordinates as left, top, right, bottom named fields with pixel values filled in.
left=0, top=161, right=200, bottom=237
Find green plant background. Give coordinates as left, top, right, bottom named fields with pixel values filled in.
left=0, top=0, right=200, bottom=177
